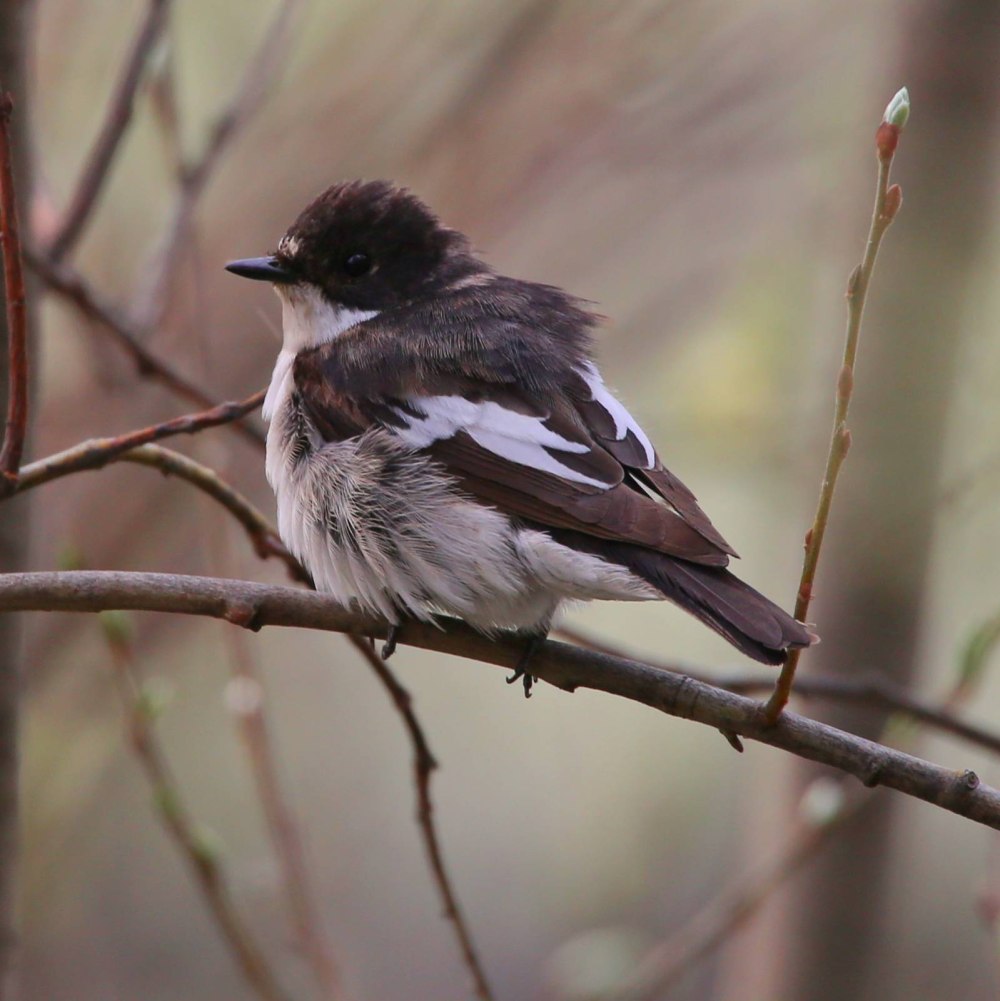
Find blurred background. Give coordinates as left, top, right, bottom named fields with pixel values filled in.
left=12, top=1, right=1000, bottom=998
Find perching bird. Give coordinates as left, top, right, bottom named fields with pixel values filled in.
left=226, top=180, right=814, bottom=693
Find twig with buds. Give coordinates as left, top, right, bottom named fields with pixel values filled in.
left=100, top=610, right=292, bottom=1001
left=765, top=87, right=910, bottom=722
left=0, top=93, right=29, bottom=496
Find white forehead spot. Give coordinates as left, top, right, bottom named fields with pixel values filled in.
left=278, top=234, right=301, bottom=257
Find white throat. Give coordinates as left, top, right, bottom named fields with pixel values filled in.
left=275, top=283, right=379, bottom=353
left=262, top=285, right=379, bottom=423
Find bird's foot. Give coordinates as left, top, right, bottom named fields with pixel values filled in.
left=381, top=623, right=402, bottom=660
left=506, top=635, right=543, bottom=698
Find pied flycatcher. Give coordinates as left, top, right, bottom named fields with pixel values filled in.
left=226, top=180, right=814, bottom=692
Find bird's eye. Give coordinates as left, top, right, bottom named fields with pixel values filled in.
left=344, top=252, right=372, bottom=278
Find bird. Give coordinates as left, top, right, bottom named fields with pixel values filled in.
left=225, top=179, right=815, bottom=694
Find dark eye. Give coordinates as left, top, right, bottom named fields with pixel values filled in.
left=344, top=252, right=372, bottom=278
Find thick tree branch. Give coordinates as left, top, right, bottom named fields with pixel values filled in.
left=558, top=626, right=1000, bottom=756
left=2, top=570, right=999, bottom=830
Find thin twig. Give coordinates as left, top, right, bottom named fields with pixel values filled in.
left=101, top=613, right=292, bottom=1001
left=0, top=93, right=29, bottom=496
left=347, top=635, right=495, bottom=1001
left=47, top=0, right=173, bottom=262
left=24, top=248, right=266, bottom=447
left=16, top=443, right=307, bottom=582
left=557, top=625, right=1000, bottom=757
left=765, top=89, right=909, bottom=722
left=4, top=570, right=1000, bottom=830
left=7, top=390, right=264, bottom=486
left=135, top=0, right=304, bottom=327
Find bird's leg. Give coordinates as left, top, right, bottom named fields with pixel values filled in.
left=506, top=630, right=547, bottom=698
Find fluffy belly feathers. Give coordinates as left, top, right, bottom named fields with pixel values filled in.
left=265, top=389, right=657, bottom=632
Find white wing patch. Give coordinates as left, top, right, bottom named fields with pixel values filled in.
left=393, top=395, right=609, bottom=488
left=579, top=362, right=655, bottom=467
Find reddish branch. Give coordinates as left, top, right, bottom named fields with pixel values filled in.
left=765, top=91, right=908, bottom=721
left=48, top=0, right=173, bottom=262
left=0, top=93, right=28, bottom=496
left=13, top=390, right=265, bottom=487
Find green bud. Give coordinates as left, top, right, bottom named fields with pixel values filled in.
left=136, top=677, right=174, bottom=721
left=153, top=785, right=182, bottom=823
left=100, top=610, right=134, bottom=647
left=957, top=613, right=1000, bottom=692
left=190, top=824, right=225, bottom=865
left=882, top=87, right=910, bottom=129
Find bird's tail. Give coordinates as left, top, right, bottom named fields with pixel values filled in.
left=631, top=553, right=816, bottom=665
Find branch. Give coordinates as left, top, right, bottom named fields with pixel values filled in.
left=135, top=0, right=303, bottom=327
left=0, top=93, right=28, bottom=496
left=12, top=390, right=264, bottom=486
left=558, top=626, right=1000, bottom=756
left=47, top=0, right=172, bottom=261
left=24, top=248, right=265, bottom=447
left=346, top=635, right=495, bottom=1000
left=101, top=614, right=291, bottom=1001
left=766, top=87, right=910, bottom=721
left=3, top=570, right=999, bottom=830
left=19, top=443, right=305, bottom=582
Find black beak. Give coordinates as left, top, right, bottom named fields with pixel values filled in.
left=224, top=256, right=297, bottom=284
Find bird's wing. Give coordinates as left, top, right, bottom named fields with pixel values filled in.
left=294, top=329, right=736, bottom=566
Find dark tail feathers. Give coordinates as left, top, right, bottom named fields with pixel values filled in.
left=546, top=529, right=816, bottom=665
left=633, top=554, right=815, bottom=665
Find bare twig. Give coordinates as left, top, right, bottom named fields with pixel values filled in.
left=347, top=634, right=494, bottom=1001
left=8, top=390, right=264, bottom=486
left=765, top=87, right=909, bottom=722
left=4, top=570, right=1000, bottom=830
left=47, top=0, right=173, bottom=261
left=100, top=612, right=292, bottom=1001
left=558, top=625, right=1000, bottom=756
left=135, top=0, right=304, bottom=327
left=0, top=93, right=28, bottom=495
left=24, top=248, right=266, bottom=446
